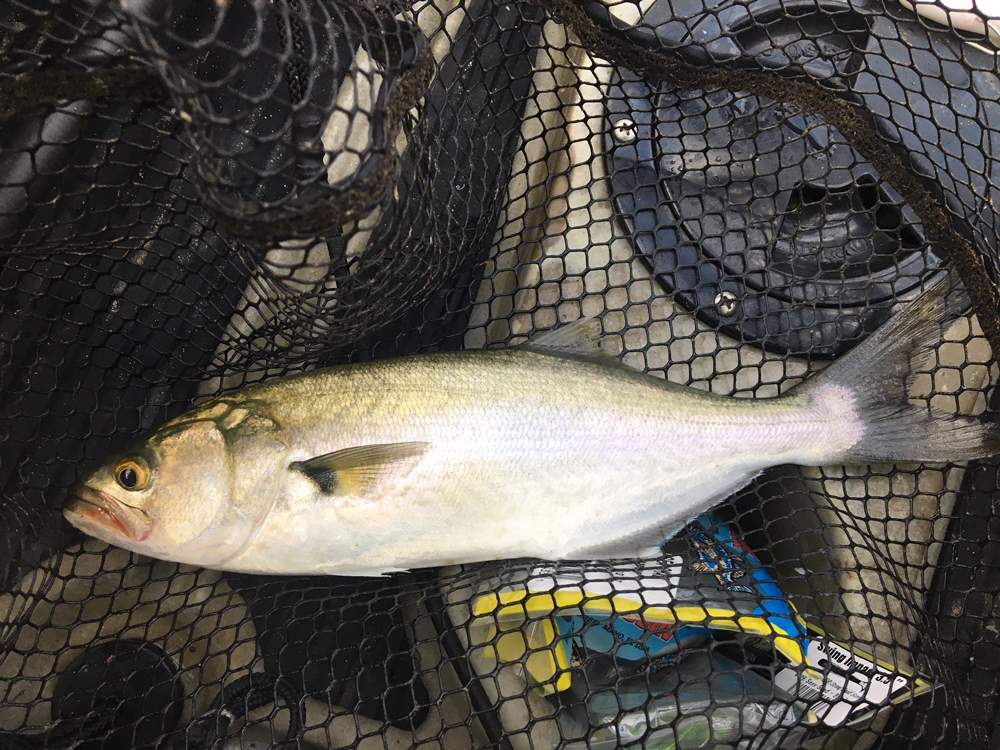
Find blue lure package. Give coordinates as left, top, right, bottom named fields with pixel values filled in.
left=547, top=512, right=798, bottom=671
left=469, top=513, right=930, bottom=731
left=470, top=513, right=807, bottom=690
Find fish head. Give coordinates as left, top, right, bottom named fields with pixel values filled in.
left=64, top=399, right=288, bottom=567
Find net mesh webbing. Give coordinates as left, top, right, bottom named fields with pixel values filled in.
left=2, top=0, right=1000, bottom=748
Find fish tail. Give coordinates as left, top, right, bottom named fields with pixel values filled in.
left=799, top=269, right=1000, bottom=464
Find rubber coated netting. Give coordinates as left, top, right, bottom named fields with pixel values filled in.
left=2, top=0, right=1000, bottom=748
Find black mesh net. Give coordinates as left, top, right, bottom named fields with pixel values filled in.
left=3, top=0, right=1000, bottom=747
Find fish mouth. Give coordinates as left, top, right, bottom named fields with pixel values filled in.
left=64, top=485, right=154, bottom=543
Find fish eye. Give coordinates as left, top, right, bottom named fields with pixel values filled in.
left=114, top=457, right=151, bottom=491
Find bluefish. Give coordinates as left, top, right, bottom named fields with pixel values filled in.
left=64, top=272, right=1000, bottom=575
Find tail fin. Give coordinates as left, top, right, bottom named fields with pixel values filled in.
left=797, top=269, right=1000, bottom=463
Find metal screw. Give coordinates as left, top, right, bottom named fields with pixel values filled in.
left=714, top=291, right=738, bottom=316
left=612, top=117, right=637, bottom=144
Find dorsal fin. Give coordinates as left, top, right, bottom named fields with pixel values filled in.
left=521, top=318, right=624, bottom=368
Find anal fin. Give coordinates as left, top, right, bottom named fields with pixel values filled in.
left=558, top=521, right=680, bottom=561
left=558, top=473, right=761, bottom=561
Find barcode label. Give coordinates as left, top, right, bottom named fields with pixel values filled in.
left=773, top=671, right=823, bottom=702
left=794, top=679, right=822, bottom=702
left=773, top=638, right=920, bottom=728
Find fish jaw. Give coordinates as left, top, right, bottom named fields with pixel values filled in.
left=64, top=485, right=154, bottom=544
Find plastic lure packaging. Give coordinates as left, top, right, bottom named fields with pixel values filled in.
left=468, top=514, right=931, bottom=731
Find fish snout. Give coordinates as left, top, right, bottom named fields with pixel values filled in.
left=64, top=485, right=154, bottom=542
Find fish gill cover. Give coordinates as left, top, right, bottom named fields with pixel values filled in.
left=1, top=0, right=1000, bottom=748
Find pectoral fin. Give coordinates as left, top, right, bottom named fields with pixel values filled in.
left=291, top=442, right=430, bottom=495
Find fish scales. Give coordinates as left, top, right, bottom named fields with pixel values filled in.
left=221, top=350, right=850, bottom=574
